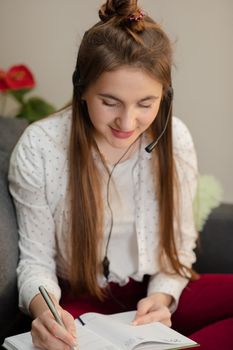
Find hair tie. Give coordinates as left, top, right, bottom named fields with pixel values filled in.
left=127, top=9, right=145, bottom=22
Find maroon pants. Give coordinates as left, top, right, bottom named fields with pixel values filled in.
left=60, top=274, right=233, bottom=349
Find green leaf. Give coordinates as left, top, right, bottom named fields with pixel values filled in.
left=9, top=88, right=32, bottom=104
left=16, top=96, right=56, bottom=123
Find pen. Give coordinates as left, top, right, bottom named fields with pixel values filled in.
left=39, top=285, right=65, bottom=327
left=39, top=285, right=78, bottom=349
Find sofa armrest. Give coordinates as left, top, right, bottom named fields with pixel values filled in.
left=194, top=203, right=233, bottom=273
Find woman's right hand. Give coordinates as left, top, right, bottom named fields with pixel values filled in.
left=31, top=306, right=77, bottom=350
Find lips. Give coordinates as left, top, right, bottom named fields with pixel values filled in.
left=110, top=127, right=135, bottom=139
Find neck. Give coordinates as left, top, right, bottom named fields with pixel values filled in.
left=96, top=137, right=141, bottom=165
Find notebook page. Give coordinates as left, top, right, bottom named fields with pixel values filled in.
left=3, top=332, right=35, bottom=350
left=76, top=323, right=119, bottom=350
left=3, top=327, right=119, bottom=350
left=110, top=311, right=197, bottom=345
left=81, top=311, right=197, bottom=350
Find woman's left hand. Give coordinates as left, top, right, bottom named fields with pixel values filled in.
left=132, top=292, right=173, bottom=327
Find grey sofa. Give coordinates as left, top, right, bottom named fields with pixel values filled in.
left=0, top=117, right=31, bottom=346
left=0, top=116, right=233, bottom=345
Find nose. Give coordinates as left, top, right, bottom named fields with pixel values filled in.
left=116, top=107, right=136, bottom=131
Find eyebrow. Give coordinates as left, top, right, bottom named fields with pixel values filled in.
left=97, top=93, right=158, bottom=103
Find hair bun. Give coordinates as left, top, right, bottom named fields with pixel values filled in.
left=99, top=0, right=138, bottom=23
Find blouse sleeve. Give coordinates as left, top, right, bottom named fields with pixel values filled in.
left=147, top=117, right=198, bottom=312
left=8, top=124, right=61, bottom=314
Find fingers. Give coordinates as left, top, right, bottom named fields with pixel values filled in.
left=133, top=307, right=172, bottom=327
left=136, top=297, right=154, bottom=317
left=31, top=309, right=77, bottom=350
left=62, top=310, right=77, bottom=339
left=32, top=324, right=69, bottom=350
left=133, top=296, right=171, bottom=327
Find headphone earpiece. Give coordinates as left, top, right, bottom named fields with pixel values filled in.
left=166, top=86, right=174, bottom=100
left=72, top=67, right=80, bottom=86
left=72, top=66, right=84, bottom=96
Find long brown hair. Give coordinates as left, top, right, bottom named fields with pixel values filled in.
left=69, top=0, right=196, bottom=299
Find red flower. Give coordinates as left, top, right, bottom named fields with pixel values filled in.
left=6, top=64, right=35, bottom=90
left=0, top=70, right=9, bottom=92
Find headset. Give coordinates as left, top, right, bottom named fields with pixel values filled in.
left=144, top=86, right=173, bottom=153
left=73, top=66, right=173, bottom=151
left=75, top=81, right=174, bottom=306
left=102, top=86, right=174, bottom=281
left=73, top=68, right=174, bottom=305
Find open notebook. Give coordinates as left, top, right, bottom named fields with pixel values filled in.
left=3, top=310, right=199, bottom=350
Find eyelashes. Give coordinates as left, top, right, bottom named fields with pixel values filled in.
left=102, top=100, right=152, bottom=109
left=102, top=100, right=117, bottom=107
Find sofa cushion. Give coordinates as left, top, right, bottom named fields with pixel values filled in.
left=194, top=203, right=233, bottom=273
left=0, top=117, right=28, bottom=153
left=0, top=117, right=29, bottom=343
left=0, top=149, right=19, bottom=339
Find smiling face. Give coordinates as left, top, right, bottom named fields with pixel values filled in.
left=83, top=66, right=163, bottom=158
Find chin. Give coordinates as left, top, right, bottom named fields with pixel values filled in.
left=110, top=138, right=134, bottom=148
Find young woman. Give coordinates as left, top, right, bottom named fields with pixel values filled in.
left=8, top=1, right=233, bottom=349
